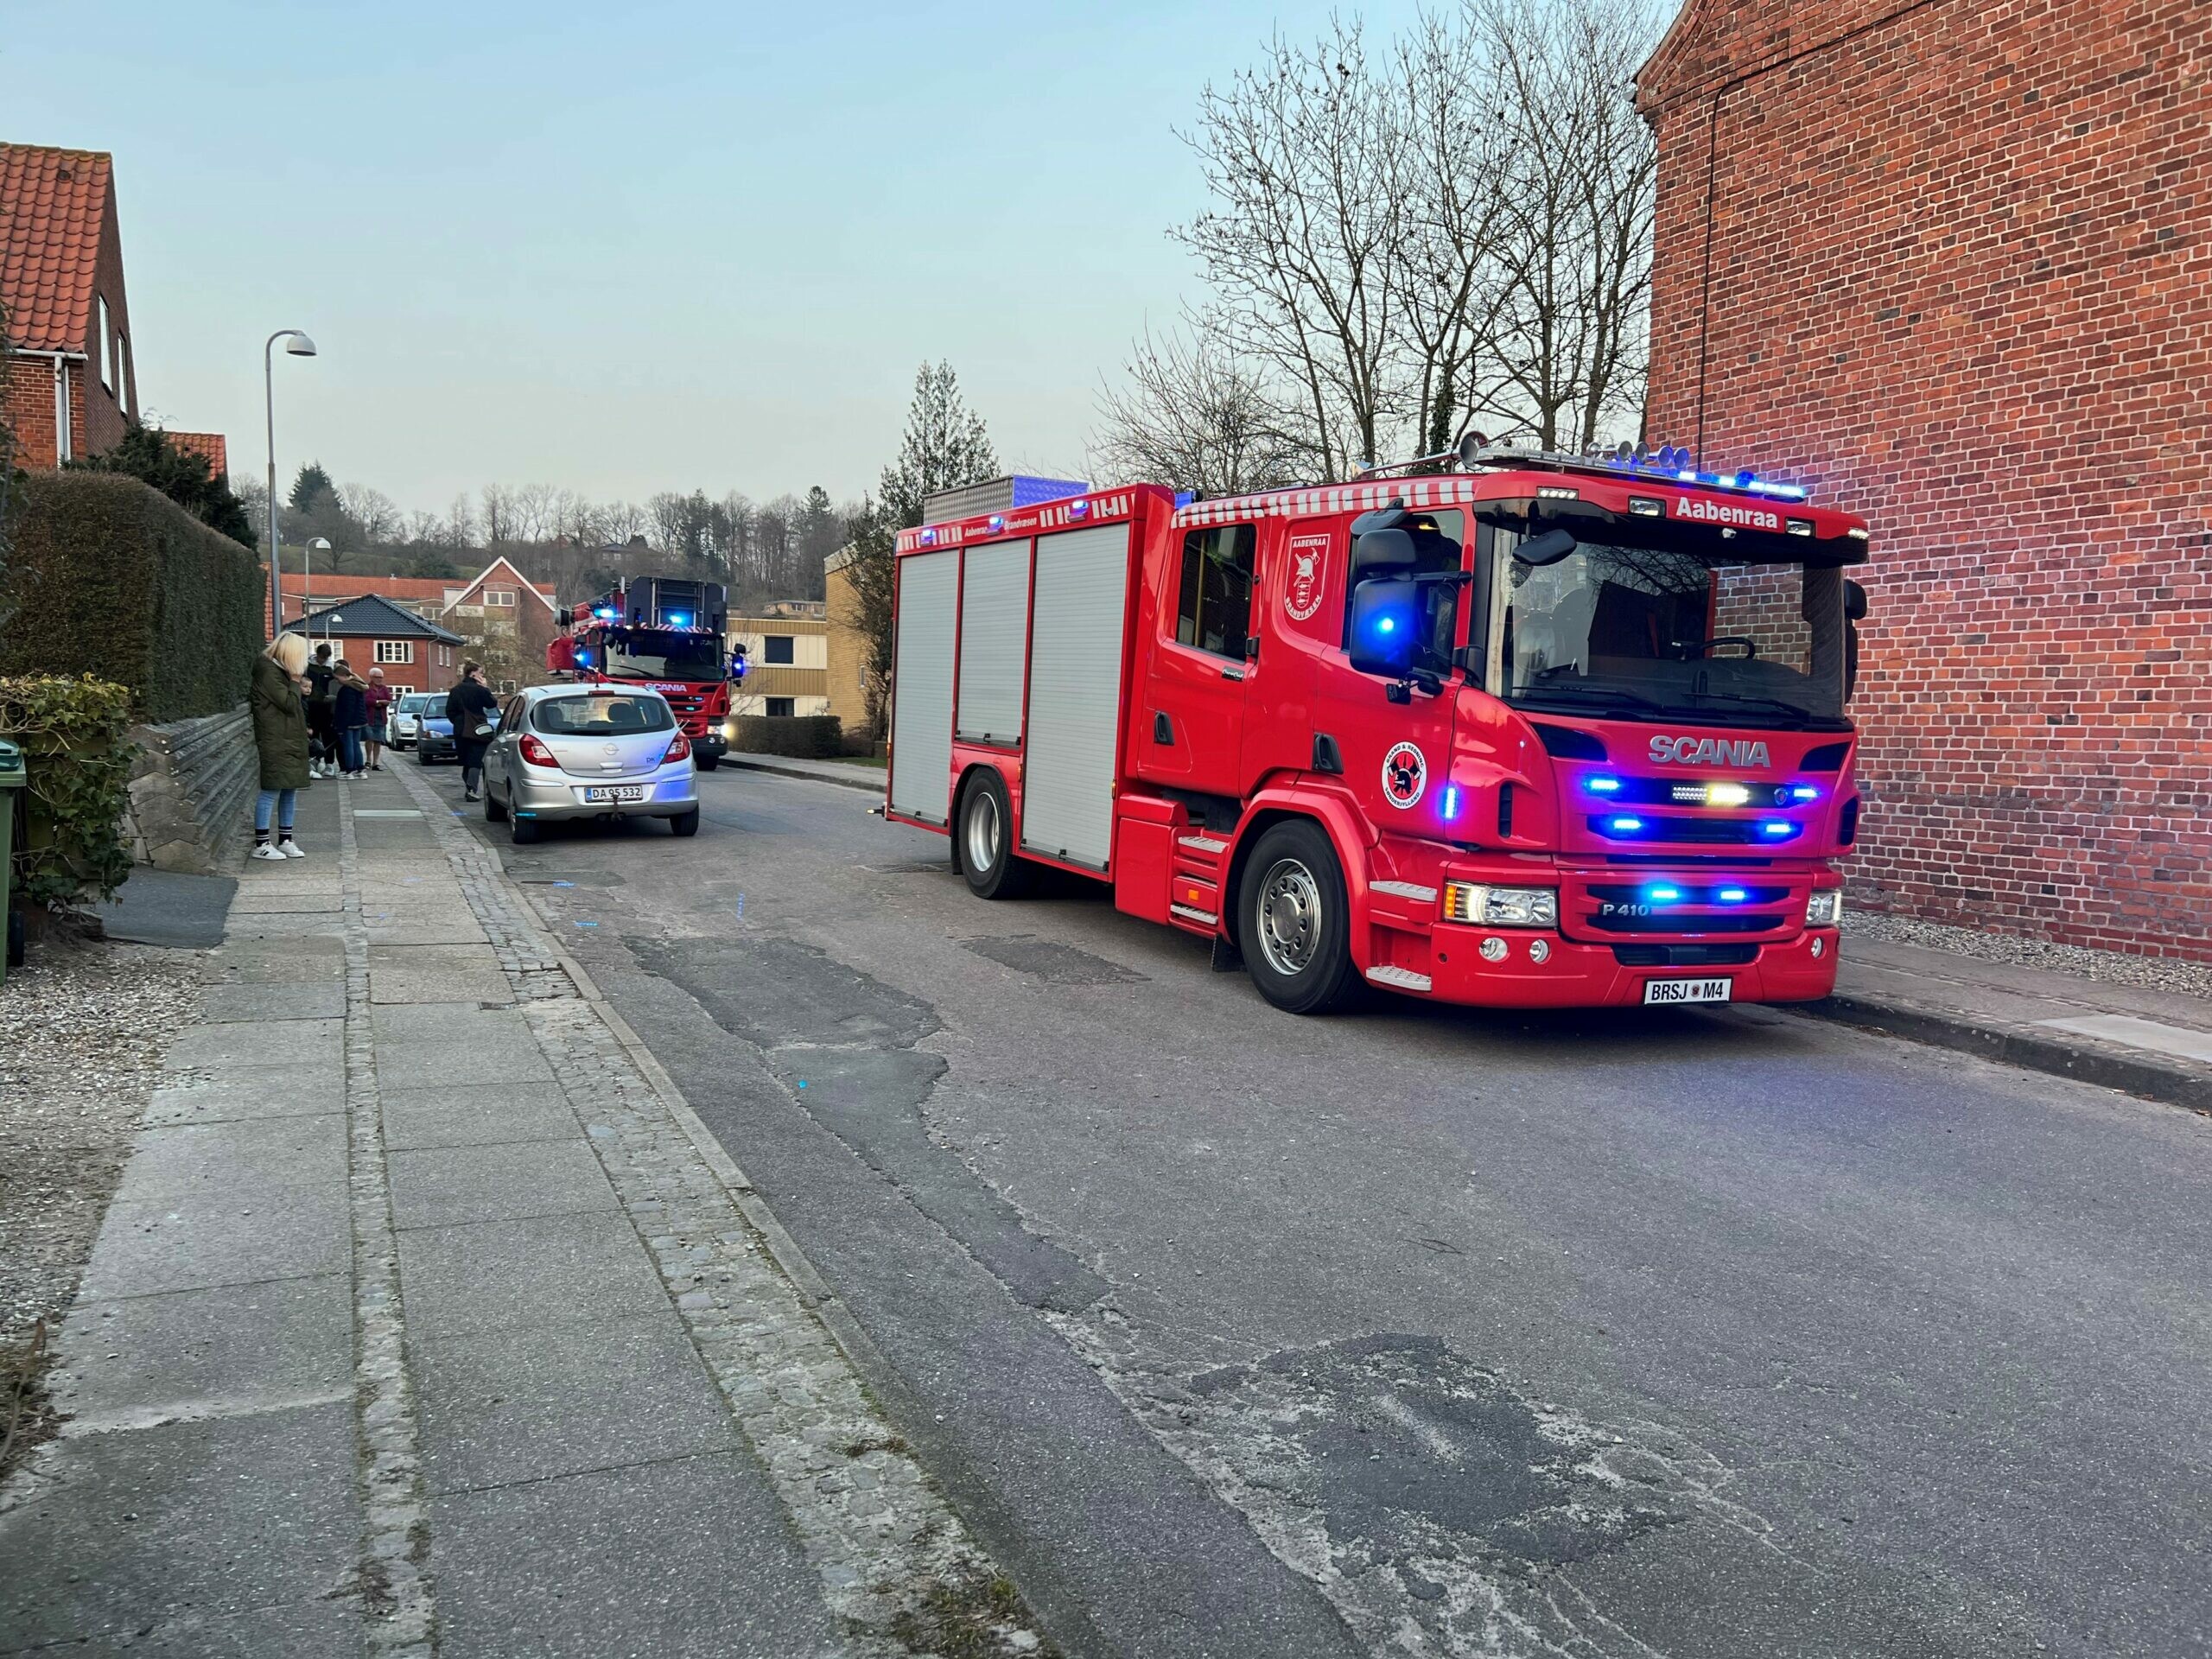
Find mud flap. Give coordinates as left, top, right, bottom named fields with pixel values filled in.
left=1211, top=932, right=1243, bottom=973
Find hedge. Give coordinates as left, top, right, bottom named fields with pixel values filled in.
left=0, top=472, right=263, bottom=722
left=0, top=674, right=137, bottom=907
left=728, top=714, right=843, bottom=759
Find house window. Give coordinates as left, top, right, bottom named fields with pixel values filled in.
left=766, top=697, right=795, bottom=718
left=1173, top=524, right=1256, bottom=658
left=764, top=635, right=795, bottom=665
left=97, top=297, right=112, bottom=390
left=486, top=589, right=516, bottom=607
left=375, top=640, right=414, bottom=665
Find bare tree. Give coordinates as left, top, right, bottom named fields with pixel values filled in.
left=339, top=482, right=401, bottom=544
left=1090, top=325, right=1308, bottom=494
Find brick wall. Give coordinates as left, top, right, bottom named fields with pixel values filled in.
left=81, top=181, right=134, bottom=457
left=3, top=355, right=60, bottom=469
left=1639, top=0, right=2212, bottom=958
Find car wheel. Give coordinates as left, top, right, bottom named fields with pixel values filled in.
left=1237, top=819, right=1360, bottom=1014
left=486, top=787, right=509, bottom=823
left=510, top=814, right=541, bottom=846
left=956, top=770, right=1033, bottom=899
left=670, top=807, right=701, bottom=837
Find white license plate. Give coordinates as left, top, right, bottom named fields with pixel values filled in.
left=582, top=785, right=646, bottom=804
left=1643, top=976, right=1733, bottom=1006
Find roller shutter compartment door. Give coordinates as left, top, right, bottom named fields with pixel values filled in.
left=1020, top=524, right=1134, bottom=871
left=956, top=538, right=1031, bottom=746
left=887, top=550, right=958, bottom=823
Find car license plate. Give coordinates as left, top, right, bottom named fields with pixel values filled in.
left=1643, top=976, right=1732, bottom=1006
left=583, top=785, right=646, bottom=804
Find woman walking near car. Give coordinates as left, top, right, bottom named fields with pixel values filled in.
left=251, top=633, right=313, bottom=859
left=365, top=667, right=394, bottom=771
left=448, top=661, right=500, bottom=802
left=333, top=661, right=371, bottom=779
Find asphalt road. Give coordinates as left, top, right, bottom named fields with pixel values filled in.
left=413, top=756, right=2211, bottom=1659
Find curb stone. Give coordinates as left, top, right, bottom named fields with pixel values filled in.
left=721, top=756, right=887, bottom=795
left=1797, top=992, right=2212, bottom=1115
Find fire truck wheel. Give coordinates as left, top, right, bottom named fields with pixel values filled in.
left=957, top=770, right=1033, bottom=899
left=697, top=755, right=720, bottom=772
left=1239, top=820, right=1360, bottom=1014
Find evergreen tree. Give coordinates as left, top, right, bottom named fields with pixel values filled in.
left=877, top=362, right=998, bottom=528
left=289, top=461, right=337, bottom=514
left=69, top=425, right=258, bottom=549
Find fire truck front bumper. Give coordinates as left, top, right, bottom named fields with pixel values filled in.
left=1412, top=925, right=1839, bottom=1009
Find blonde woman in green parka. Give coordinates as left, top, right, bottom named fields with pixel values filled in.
left=251, top=633, right=314, bottom=859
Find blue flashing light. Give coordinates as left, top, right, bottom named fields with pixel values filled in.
left=1759, top=820, right=1796, bottom=838
left=1717, top=887, right=1749, bottom=904
left=988, top=514, right=1005, bottom=532
left=1649, top=885, right=1681, bottom=903
left=1441, top=785, right=1461, bottom=821
left=918, top=527, right=938, bottom=546
left=1605, top=816, right=1645, bottom=835
left=668, top=613, right=689, bottom=627
left=593, top=607, right=616, bottom=620
left=1676, top=470, right=1698, bottom=483
left=1585, top=775, right=1624, bottom=795
left=1070, top=499, right=1090, bottom=519
left=1789, top=784, right=1821, bottom=803
left=1376, top=616, right=1396, bottom=634
left=575, top=651, right=590, bottom=667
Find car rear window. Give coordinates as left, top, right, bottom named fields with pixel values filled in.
left=399, top=696, right=432, bottom=713
left=532, top=695, right=674, bottom=735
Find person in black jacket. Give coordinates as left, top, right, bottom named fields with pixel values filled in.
left=333, top=662, right=371, bottom=779
left=304, top=643, right=338, bottom=778
left=448, top=660, right=500, bottom=801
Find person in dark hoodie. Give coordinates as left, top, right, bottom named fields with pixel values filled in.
left=250, top=633, right=313, bottom=858
left=447, top=660, right=500, bottom=802
left=333, top=660, right=371, bottom=779
left=304, top=642, right=338, bottom=778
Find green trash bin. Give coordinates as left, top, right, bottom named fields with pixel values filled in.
left=0, top=737, right=24, bottom=981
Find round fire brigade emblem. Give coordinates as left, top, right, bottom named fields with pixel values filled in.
left=1284, top=533, right=1328, bottom=623
left=1381, top=741, right=1427, bottom=810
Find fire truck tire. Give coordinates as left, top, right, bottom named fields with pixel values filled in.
left=957, top=771, right=1033, bottom=900
left=1238, top=820, right=1360, bottom=1015
left=697, top=755, right=721, bottom=772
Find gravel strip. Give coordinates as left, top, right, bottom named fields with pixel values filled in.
left=1842, top=911, right=2212, bottom=1000
left=0, top=940, right=202, bottom=1351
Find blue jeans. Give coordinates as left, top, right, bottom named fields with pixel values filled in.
left=255, top=788, right=297, bottom=835
left=340, top=727, right=366, bottom=773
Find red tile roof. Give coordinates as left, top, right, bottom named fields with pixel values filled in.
left=0, top=144, right=112, bottom=354
left=168, top=430, right=227, bottom=478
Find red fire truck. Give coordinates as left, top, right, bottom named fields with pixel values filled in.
left=550, top=577, right=734, bottom=770
left=882, top=438, right=1872, bottom=1014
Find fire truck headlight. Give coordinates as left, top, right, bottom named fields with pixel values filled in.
left=721, top=721, right=736, bottom=742
left=1443, top=883, right=1557, bottom=928
left=1806, top=890, right=1843, bottom=927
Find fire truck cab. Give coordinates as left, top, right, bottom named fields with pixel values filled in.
left=552, top=577, right=734, bottom=770
left=883, top=448, right=1870, bottom=1014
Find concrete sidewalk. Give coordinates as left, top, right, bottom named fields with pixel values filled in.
left=0, top=766, right=1047, bottom=1657
left=1810, top=933, right=2212, bottom=1113
left=721, top=752, right=887, bottom=794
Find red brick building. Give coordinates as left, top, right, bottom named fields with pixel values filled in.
left=1637, top=0, right=2211, bottom=959
left=1, top=143, right=138, bottom=467
left=284, top=594, right=466, bottom=696
left=264, top=568, right=558, bottom=630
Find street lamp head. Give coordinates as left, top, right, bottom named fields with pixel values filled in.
left=284, top=333, right=318, bottom=357
left=308, top=537, right=333, bottom=551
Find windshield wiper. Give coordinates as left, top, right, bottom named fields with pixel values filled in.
left=1667, top=691, right=1840, bottom=729
left=1509, top=683, right=1669, bottom=719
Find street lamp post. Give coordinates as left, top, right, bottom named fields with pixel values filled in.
left=264, top=329, right=319, bottom=637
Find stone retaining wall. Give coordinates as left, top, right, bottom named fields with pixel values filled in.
left=124, top=705, right=255, bottom=874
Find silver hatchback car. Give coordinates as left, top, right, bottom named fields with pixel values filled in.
left=482, top=685, right=701, bottom=845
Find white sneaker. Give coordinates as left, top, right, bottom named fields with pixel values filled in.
left=251, top=842, right=289, bottom=861
left=279, top=840, right=306, bottom=859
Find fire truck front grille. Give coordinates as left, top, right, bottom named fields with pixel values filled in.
left=1586, top=882, right=1789, bottom=907
left=1611, top=944, right=1759, bottom=967
left=1586, top=912, right=1784, bottom=935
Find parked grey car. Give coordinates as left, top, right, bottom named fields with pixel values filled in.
left=482, top=684, right=700, bottom=845
left=389, top=691, right=436, bottom=751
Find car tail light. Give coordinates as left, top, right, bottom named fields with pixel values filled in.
left=518, top=734, right=556, bottom=767
left=664, top=733, right=692, bottom=764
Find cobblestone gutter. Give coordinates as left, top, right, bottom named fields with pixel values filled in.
left=387, top=769, right=1053, bottom=1656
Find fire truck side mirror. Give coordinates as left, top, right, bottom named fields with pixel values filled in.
left=1844, top=579, right=1869, bottom=621
left=1346, top=579, right=1418, bottom=679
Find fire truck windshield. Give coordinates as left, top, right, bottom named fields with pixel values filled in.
left=597, top=628, right=726, bottom=683
left=1496, top=537, right=1850, bottom=729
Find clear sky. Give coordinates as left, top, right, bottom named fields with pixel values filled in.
left=6, top=0, right=1435, bottom=517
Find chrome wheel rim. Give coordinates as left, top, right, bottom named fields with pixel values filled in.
left=1255, top=857, right=1323, bottom=976
left=964, top=790, right=1001, bottom=874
